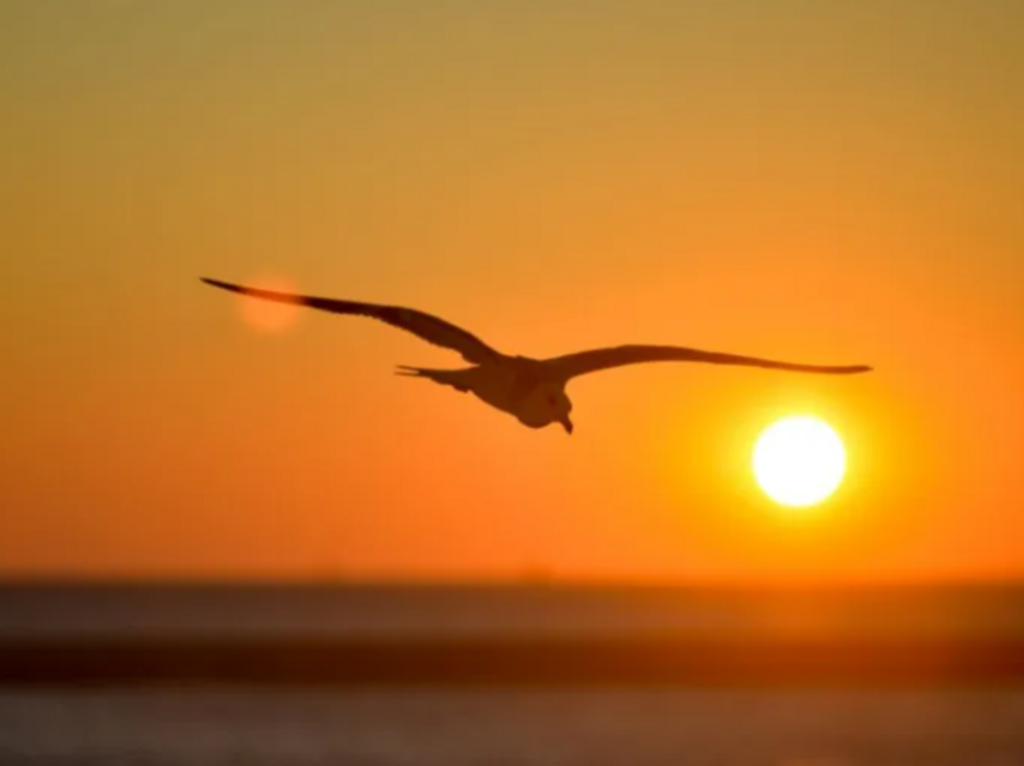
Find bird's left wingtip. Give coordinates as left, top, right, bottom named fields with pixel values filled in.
left=200, top=277, right=235, bottom=292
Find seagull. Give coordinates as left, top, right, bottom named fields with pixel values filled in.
left=201, top=277, right=872, bottom=434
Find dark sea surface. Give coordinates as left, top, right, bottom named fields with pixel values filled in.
left=3, top=582, right=1024, bottom=765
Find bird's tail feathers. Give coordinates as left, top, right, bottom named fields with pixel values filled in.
left=394, top=366, right=468, bottom=392
left=394, top=365, right=427, bottom=377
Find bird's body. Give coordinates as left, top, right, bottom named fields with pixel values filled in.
left=397, top=357, right=573, bottom=430
left=201, top=277, right=872, bottom=434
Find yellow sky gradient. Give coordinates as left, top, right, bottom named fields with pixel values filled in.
left=2, top=0, right=1023, bottom=583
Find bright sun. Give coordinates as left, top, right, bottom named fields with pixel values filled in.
left=753, top=416, right=846, bottom=508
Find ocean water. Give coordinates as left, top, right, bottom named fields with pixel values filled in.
left=3, top=583, right=1024, bottom=765
left=3, top=688, right=1024, bottom=765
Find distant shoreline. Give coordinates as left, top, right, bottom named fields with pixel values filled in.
left=6, top=581, right=1024, bottom=687
left=5, top=636, right=1024, bottom=688
left=5, top=578, right=1024, bottom=590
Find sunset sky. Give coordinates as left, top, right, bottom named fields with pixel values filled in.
left=2, top=0, right=1023, bottom=584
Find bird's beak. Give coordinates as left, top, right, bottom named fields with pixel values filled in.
left=559, top=415, right=574, bottom=435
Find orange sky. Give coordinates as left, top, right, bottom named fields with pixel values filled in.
left=2, top=0, right=1023, bottom=583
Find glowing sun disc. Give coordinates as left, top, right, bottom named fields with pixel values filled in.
left=753, top=416, right=846, bottom=507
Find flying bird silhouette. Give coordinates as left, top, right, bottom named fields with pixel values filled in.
left=201, top=277, right=872, bottom=434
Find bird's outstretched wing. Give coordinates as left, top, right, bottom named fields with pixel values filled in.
left=200, top=277, right=501, bottom=364
left=544, top=344, right=872, bottom=381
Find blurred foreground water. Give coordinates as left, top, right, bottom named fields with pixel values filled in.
left=3, top=688, right=1024, bottom=766
left=4, top=583, right=1024, bottom=764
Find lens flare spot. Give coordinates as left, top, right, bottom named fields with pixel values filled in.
left=237, top=273, right=302, bottom=335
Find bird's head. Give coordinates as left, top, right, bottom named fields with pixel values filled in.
left=543, top=388, right=574, bottom=435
